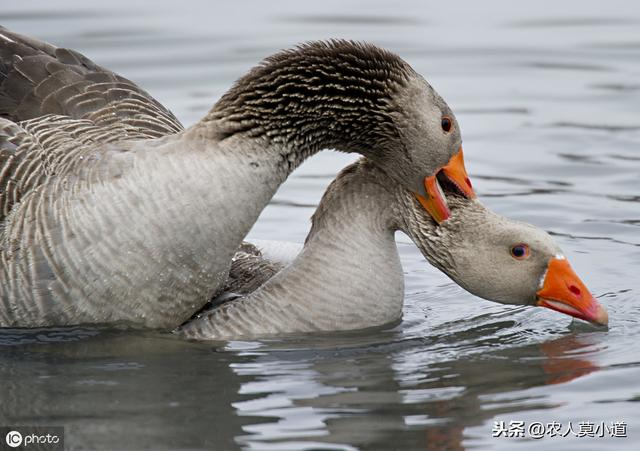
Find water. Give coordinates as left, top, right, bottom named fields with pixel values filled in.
left=1, top=0, right=639, bottom=449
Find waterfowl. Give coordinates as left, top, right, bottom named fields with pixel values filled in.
left=178, top=159, right=608, bottom=340
left=0, top=28, right=474, bottom=328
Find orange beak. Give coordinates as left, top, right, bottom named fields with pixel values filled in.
left=536, top=258, right=608, bottom=326
left=414, top=146, right=476, bottom=224
left=441, top=147, right=476, bottom=199
left=415, top=175, right=450, bottom=223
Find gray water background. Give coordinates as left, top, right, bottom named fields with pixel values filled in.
left=1, top=0, right=639, bottom=449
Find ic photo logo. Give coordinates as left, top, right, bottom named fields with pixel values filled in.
left=3, top=428, right=63, bottom=449
left=5, top=431, right=22, bottom=448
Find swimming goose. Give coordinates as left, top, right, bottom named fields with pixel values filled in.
left=0, top=28, right=474, bottom=328
left=178, top=159, right=608, bottom=340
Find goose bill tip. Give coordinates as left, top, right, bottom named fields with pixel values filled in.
left=536, top=258, right=608, bottom=326
left=415, top=175, right=450, bottom=224
left=441, top=147, right=476, bottom=199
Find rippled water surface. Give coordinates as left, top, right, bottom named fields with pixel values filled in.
left=1, top=0, right=639, bottom=449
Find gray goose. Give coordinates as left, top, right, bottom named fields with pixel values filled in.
left=178, top=159, right=608, bottom=340
left=0, top=28, right=475, bottom=328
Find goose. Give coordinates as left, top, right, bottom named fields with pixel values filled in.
left=0, top=28, right=474, bottom=328
left=178, top=159, right=608, bottom=340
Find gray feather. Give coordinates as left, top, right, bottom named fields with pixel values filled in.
left=0, top=26, right=182, bottom=136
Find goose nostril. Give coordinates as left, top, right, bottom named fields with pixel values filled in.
left=465, top=177, right=472, bottom=188
left=569, top=285, right=581, bottom=297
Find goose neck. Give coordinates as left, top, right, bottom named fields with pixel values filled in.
left=181, top=172, right=406, bottom=339
left=192, top=44, right=413, bottom=169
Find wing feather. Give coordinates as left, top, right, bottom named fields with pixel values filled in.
left=0, top=26, right=183, bottom=136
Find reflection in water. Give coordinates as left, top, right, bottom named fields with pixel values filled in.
left=540, top=335, right=599, bottom=385
left=225, top=332, right=602, bottom=450
left=0, top=330, right=254, bottom=449
left=2, top=324, right=603, bottom=449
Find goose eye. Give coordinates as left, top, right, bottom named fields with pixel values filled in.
left=510, top=244, right=530, bottom=260
left=441, top=116, right=452, bottom=133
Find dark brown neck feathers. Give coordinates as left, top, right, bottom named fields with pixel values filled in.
left=206, top=40, right=414, bottom=160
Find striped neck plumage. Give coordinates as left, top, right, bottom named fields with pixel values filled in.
left=194, top=41, right=413, bottom=169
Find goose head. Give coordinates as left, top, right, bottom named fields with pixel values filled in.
left=208, top=40, right=475, bottom=224
left=400, top=193, right=609, bottom=326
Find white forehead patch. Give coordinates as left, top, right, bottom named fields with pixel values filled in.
left=555, top=254, right=566, bottom=260
left=538, top=267, right=548, bottom=290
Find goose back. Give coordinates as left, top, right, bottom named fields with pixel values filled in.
left=0, top=27, right=182, bottom=135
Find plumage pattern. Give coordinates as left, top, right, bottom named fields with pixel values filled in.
left=210, top=242, right=285, bottom=298
left=211, top=40, right=413, bottom=153
left=0, top=115, right=157, bottom=223
left=0, top=28, right=462, bottom=328
left=179, top=160, right=413, bottom=339
left=0, top=27, right=181, bottom=135
left=179, top=159, right=534, bottom=340
left=0, top=28, right=206, bottom=327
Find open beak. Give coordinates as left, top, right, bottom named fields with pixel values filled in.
left=415, top=175, right=450, bottom=223
left=536, top=258, right=608, bottom=326
left=414, top=146, right=476, bottom=224
left=441, top=147, right=476, bottom=199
